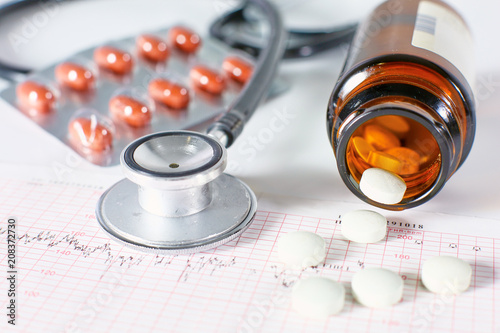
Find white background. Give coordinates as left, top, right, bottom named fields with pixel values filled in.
left=0, top=0, right=498, bottom=220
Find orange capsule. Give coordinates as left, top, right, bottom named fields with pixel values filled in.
left=136, top=34, right=170, bottom=62
left=385, top=147, right=421, bottom=174
left=16, top=80, right=56, bottom=114
left=109, top=95, right=151, bottom=127
left=148, top=78, right=190, bottom=109
left=68, top=117, right=113, bottom=152
left=364, top=123, right=401, bottom=151
left=55, top=62, right=94, bottom=91
left=222, top=56, right=253, bottom=84
left=94, top=46, right=133, bottom=75
left=168, top=26, right=201, bottom=53
left=190, top=65, right=225, bottom=95
left=367, top=150, right=403, bottom=174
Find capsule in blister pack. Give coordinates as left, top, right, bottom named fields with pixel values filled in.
left=109, top=87, right=153, bottom=128
left=168, top=26, right=202, bottom=54
left=222, top=56, right=254, bottom=85
left=68, top=109, right=115, bottom=153
left=2, top=25, right=286, bottom=167
left=15, top=78, right=59, bottom=117
left=190, top=64, right=226, bottom=95
left=55, top=58, right=96, bottom=92
left=148, top=74, right=191, bottom=111
left=94, top=45, right=134, bottom=76
left=137, top=34, right=171, bottom=63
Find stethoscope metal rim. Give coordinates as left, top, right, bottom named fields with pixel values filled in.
left=96, top=173, right=257, bottom=254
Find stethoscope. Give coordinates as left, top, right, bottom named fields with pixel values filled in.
left=0, top=0, right=356, bottom=253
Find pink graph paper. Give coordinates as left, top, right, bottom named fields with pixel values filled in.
left=0, top=175, right=499, bottom=333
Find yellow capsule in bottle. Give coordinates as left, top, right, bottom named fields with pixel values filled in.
left=385, top=147, right=420, bottom=175
left=364, top=124, right=401, bottom=151
left=351, top=136, right=375, bottom=162
left=367, top=151, right=403, bottom=174
left=375, top=115, right=410, bottom=138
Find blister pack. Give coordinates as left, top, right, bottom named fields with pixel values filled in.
left=1, top=25, right=286, bottom=166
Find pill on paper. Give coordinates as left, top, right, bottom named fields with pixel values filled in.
left=421, top=256, right=472, bottom=294
left=341, top=210, right=387, bottom=243
left=190, top=65, right=225, bottom=95
left=292, top=277, right=345, bottom=319
left=277, top=231, right=326, bottom=269
left=94, top=46, right=134, bottom=75
left=222, top=56, right=253, bottom=84
left=364, top=123, right=401, bottom=151
left=55, top=62, right=95, bottom=91
left=351, top=267, right=404, bottom=308
left=168, top=26, right=201, bottom=53
left=16, top=80, right=56, bottom=115
left=148, top=78, right=190, bottom=109
left=68, top=117, right=113, bottom=152
left=109, top=95, right=151, bottom=127
left=360, top=168, right=406, bottom=204
left=136, top=34, right=170, bottom=62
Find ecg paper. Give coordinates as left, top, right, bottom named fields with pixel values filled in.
left=0, top=167, right=499, bottom=333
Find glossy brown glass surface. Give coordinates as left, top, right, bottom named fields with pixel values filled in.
left=327, top=0, right=475, bottom=209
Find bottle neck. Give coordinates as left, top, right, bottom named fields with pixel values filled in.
left=329, top=61, right=474, bottom=168
left=327, top=60, right=475, bottom=210
left=335, top=99, right=456, bottom=210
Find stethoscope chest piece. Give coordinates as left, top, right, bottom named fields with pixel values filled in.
left=96, top=130, right=257, bottom=254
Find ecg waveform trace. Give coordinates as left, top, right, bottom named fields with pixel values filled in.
left=0, top=177, right=499, bottom=333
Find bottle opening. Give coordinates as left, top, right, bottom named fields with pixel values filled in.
left=346, top=114, right=441, bottom=201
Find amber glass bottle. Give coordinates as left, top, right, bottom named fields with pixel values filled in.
left=327, top=0, right=475, bottom=210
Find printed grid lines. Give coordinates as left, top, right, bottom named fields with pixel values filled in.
left=0, top=178, right=499, bottom=333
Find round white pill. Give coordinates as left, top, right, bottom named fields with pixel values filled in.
left=421, top=256, right=472, bottom=294
left=277, top=231, right=326, bottom=270
left=351, top=268, right=404, bottom=308
left=292, top=277, right=345, bottom=319
left=360, top=168, right=407, bottom=204
left=341, top=210, right=387, bottom=243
